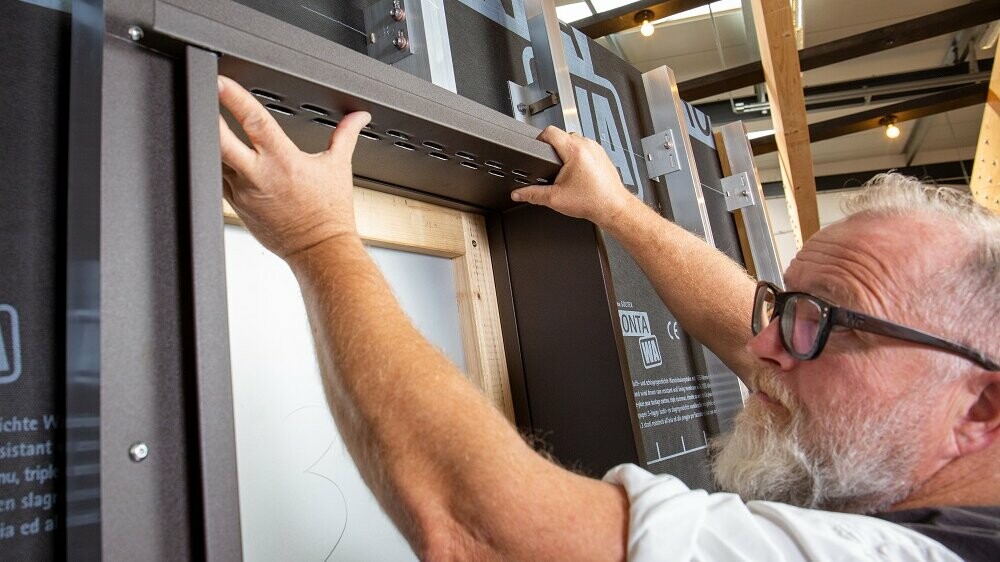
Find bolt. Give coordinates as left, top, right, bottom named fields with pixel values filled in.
left=390, top=7, right=405, bottom=21
left=516, top=102, right=528, bottom=115
left=129, top=442, right=149, bottom=462
left=393, top=31, right=409, bottom=50
left=741, top=190, right=748, bottom=196
left=127, top=26, right=144, bottom=42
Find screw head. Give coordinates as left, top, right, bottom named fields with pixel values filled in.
left=471, top=240, right=478, bottom=247
left=127, top=25, right=144, bottom=42
left=392, top=31, right=409, bottom=50
left=516, top=102, right=528, bottom=115
left=129, top=442, right=149, bottom=462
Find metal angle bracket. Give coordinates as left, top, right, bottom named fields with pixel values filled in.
left=721, top=172, right=755, bottom=212
left=508, top=81, right=562, bottom=129
left=640, top=128, right=682, bottom=179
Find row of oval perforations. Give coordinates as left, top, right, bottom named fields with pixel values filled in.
left=250, top=88, right=548, bottom=187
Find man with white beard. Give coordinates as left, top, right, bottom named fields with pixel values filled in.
left=218, top=76, right=999, bottom=561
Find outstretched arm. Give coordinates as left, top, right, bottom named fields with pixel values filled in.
left=512, top=127, right=758, bottom=379
left=217, top=77, right=627, bottom=561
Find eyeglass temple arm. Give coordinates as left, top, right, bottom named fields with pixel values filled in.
left=833, top=309, right=1000, bottom=371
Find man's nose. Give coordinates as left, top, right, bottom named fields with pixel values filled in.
left=746, top=320, right=797, bottom=371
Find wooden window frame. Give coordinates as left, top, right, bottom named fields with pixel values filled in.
left=223, top=188, right=515, bottom=423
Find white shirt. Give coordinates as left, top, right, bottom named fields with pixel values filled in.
left=603, top=464, right=962, bottom=562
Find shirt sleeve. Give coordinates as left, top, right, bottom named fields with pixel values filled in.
left=602, top=464, right=963, bottom=562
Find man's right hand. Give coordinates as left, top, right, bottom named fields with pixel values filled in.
left=511, top=126, right=635, bottom=228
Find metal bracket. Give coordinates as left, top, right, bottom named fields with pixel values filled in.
left=364, top=0, right=415, bottom=65
left=509, top=81, right=563, bottom=128
left=508, top=0, right=583, bottom=133
left=721, top=172, right=755, bottom=211
left=640, top=128, right=682, bottom=178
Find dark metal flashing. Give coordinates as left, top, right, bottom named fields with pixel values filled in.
left=678, top=0, right=1000, bottom=101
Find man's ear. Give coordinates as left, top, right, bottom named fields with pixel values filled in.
left=954, top=372, right=1000, bottom=456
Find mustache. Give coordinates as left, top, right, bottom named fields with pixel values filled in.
left=745, top=367, right=797, bottom=411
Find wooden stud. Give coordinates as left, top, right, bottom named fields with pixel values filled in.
left=971, top=57, right=1000, bottom=214
left=453, top=214, right=516, bottom=423
left=750, top=0, right=820, bottom=246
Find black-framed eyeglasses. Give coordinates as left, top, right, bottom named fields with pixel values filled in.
left=751, top=281, right=1000, bottom=371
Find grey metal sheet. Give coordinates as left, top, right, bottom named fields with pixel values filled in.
left=184, top=45, right=243, bottom=561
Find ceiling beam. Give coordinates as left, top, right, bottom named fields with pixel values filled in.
left=971, top=58, right=1000, bottom=213
left=751, top=0, right=819, bottom=244
left=678, top=0, right=1000, bottom=101
left=572, top=0, right=712, bottom=39
left=750, top=82, right=990, bottom=155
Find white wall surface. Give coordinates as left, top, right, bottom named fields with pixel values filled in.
left=224, top=225, right=467, bottom=561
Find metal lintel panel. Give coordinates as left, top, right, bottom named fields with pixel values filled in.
left=183, top=45, right=243, bottom=561
left=217, top=55, right=558, bottom=211
left=136, top=0, right=562, bottom=212
left=719, top=123, right=784, bottom=288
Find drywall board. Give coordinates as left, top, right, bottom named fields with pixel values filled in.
left=225, top=226, right=470, bottom=561
left=0, top=3, right=69, bottom=558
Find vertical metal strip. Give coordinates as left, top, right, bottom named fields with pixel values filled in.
left=641, top=65, right=715, bottom=245
left=523, top=0, right=582, bottom=133
left=719, top=122, right=785, bottom=288
left=65, top=0, right=104, bottom=557
left=183, top=45, right=243, bottom=561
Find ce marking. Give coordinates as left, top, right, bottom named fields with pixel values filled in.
left=666, top=321, right=681, bottom=341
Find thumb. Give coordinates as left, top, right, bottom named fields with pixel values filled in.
left=326, top=111, right=372, bottom=159
left=511, top=185, right=553, bottom=207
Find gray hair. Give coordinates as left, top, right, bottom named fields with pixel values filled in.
left=841, top=173, right=1000, bottom=365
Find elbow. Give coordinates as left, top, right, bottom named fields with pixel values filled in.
left=413, top=513, right=499, bottom=562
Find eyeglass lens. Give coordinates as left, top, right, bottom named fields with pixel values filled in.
left=783, top=295, right=823, bottom=356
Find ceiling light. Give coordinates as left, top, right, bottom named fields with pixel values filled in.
left=880, top=115, right=900, bottom=139
left=635, top=10, right=655, bottom=37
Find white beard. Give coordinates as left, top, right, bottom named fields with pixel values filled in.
left=710, top=371, right=925, bottom=513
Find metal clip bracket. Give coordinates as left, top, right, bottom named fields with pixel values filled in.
left=721, top=171, right=756, bottom=211
left=640, top=128, right=681, bottom=179
left=508, top=81, right=564, bottom=129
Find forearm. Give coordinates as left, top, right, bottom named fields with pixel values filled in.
left=601, top=196, right=757, bottom=378
left=288, top=235, right=626, bottom=560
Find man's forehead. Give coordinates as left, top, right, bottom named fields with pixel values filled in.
left=784, top=213, right=958, bottom=310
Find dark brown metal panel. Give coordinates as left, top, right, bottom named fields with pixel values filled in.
left=678, top=0, right=1000, bottom=101
left=573, top=0, right=712, bottom=39
left=486, top=214, right=534, bottom=431
left=216, top=55, right=559, bottom=211
left=501, top=205, right=638, bottom=476
left=750, top=82, right=989, bottom=155
left=99, top=37, right=194, bottom=560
